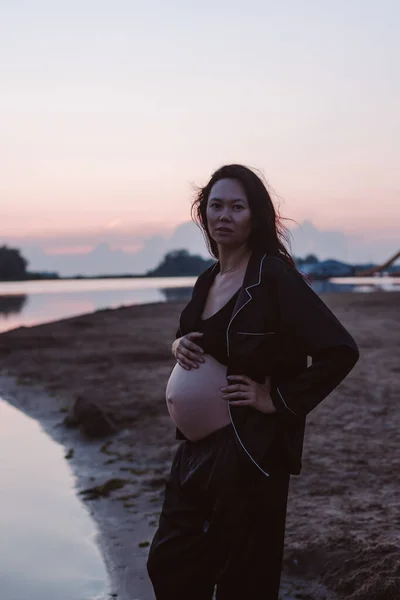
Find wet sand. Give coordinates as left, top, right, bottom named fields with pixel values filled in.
left=0, top=291, right=399, bottom=600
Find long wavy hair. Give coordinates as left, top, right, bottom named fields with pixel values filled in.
left=191, top=164, right=296, bottom=268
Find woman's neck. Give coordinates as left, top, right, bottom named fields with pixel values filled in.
left=218, top=245, right=251, bottom=275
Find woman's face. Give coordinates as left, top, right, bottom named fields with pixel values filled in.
left=206, top=178, right=252, bottom=248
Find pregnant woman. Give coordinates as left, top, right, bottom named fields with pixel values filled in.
left=147, top=164, right=359, bottom=600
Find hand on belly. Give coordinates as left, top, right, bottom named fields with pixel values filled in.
left=165, top=354, right=231, bottom=441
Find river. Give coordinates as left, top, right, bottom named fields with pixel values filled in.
left=0, top=275, right=398, bottom=334
left=0, top=397, right=108, bottom=600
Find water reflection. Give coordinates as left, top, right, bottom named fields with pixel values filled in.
left=0, top=398, right=107, bottom=600
left=0, top=288, right=168, bottom=333
left=0, top=282, right=193, bottom=333
left=0, top=294, right=27, bottom=316
left=329, top=276, right=400, bottom=293
left=310, top=280, right=355, bottom=294
left=159, top=286, right=194, bottom=301
left=0, top=276, right=398, bottom=334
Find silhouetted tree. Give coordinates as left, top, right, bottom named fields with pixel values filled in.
left=295, top=253, right=320, bottom=267
left=303, top=253, right=319, bottom=264
left=0, top=245, right=28, bottom=280
left=147, top=249, right=214, bottom=277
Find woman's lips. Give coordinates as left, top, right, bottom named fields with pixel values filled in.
left=216, top=227, right=233, bottom=233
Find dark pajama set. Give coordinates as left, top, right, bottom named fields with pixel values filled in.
left=147, top=289, right=290, bottom=600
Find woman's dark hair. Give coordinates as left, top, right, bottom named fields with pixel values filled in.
left=191, top=164, right=296, bottom=268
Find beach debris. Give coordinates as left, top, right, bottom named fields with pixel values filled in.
left=100, top=440, right=113, bottom=454
left=64, top=448, right=74, bottom=459
left=116, top=492, right=140, bottom=502
left=146, top=475, right=168, bottom=488
left=138, top=540, right=150, bottom=548
left=79, top=477, right=128, bottom=500
left=63, top=393, right=117, bottom=438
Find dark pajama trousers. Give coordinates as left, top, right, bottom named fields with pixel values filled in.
left=147, top=424, right=290, bottom=600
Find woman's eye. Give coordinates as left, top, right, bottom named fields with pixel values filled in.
left=209, top=202, right=244, bottom=209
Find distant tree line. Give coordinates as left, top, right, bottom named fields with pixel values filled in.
left=0, top=245, right=59, bottom=281
left=0, top=243, right=325, bottom=281
left=146, top=249, right=215, bottom=277
left=147, top=250, right=322, bottom=277
left=0, top=245, right=28, bottom=280
left=295, top=253, right=319, bottom=266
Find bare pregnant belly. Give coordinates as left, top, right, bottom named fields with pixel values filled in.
left=165, top=354, right=231, bottom=441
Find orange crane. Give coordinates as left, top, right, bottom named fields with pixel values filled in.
left=355, top=250, right=400, bottom=277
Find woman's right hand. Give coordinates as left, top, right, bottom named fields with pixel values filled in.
left=172, top=332, right=205, bottom=370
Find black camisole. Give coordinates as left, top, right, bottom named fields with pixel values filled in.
left=194, top=289, right=240, bottom=366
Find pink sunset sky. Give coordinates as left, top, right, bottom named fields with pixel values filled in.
left=1, top=1, right=399, bottom=263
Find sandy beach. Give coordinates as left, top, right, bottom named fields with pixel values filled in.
left=0, top=291, right=399, bottom=600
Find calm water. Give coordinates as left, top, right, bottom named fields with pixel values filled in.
left=0, top=276, right=195, bottom=333
left=0, top=398, right=108, bottom=600
left=0, top=275, right=398, bottom=334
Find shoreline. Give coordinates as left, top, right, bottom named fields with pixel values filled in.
left=0, top=374, right=158, bottom=600
left=1, top=293, right=399, bottom=599
left=0, top=375, right=337, bottom=600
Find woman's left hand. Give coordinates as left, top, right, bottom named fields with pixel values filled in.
left=220, top=375, right=277, bottom=414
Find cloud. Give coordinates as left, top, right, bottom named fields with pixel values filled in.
left=104, top=219, right=122, bottom=229
left=2, top=220, right=174, bottom=251
left=4, top=219, right=398, bottom=276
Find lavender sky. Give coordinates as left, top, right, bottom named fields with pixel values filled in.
left=1, top=1, right=399, bottom=265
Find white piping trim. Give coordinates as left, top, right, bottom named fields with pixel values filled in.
left=276, top=386, right=298, bottom=416
left=236, top=331, right=276, bottom=335
left=228, top=401, right=270, bottom=478
left=225, top=253, right=270, bottom=478
left=226, top=253, right=267, bottom=357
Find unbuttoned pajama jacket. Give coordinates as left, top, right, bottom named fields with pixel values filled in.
left=147, top=249, right=359, bottom=600
left=175, top=249, right=360, bottom=476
